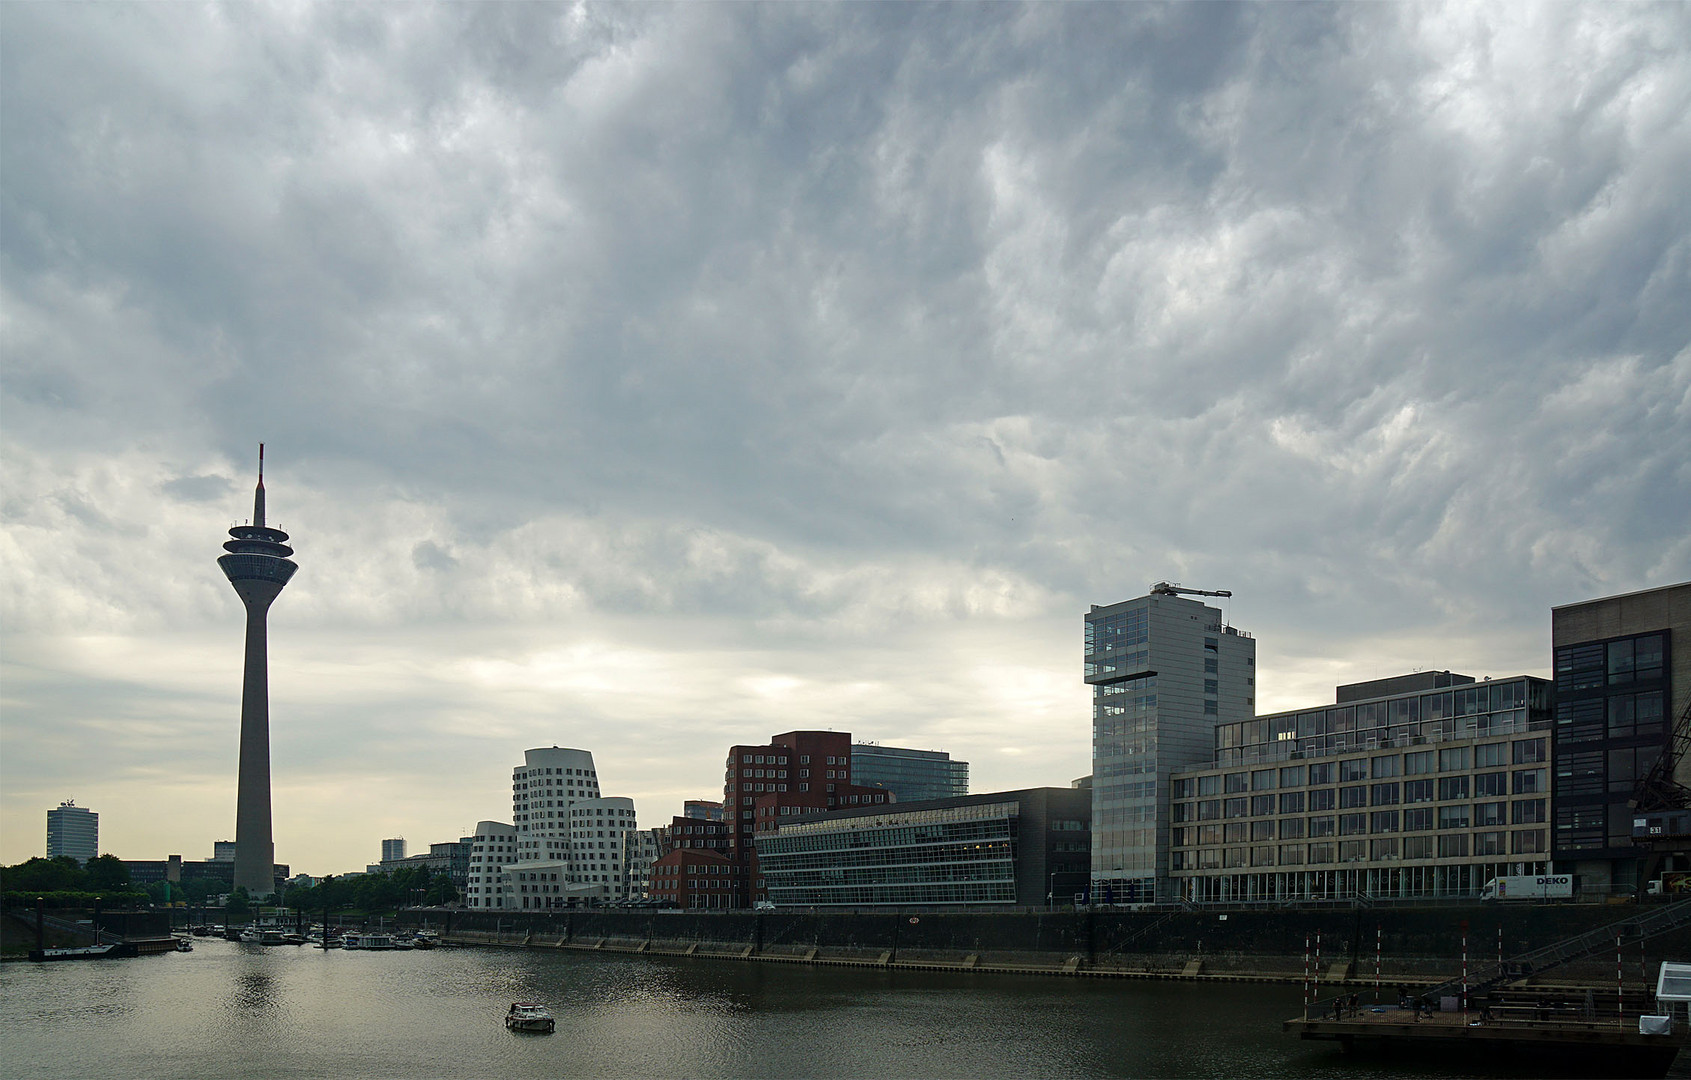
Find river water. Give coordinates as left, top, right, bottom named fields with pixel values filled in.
left=0, top=938, right=1674, bottom=1078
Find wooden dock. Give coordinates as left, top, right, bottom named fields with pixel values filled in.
left=1286, top=1000, right=1684, bottom=1077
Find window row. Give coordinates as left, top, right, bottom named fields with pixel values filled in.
left=1173, top=829, right=1549, bottom=869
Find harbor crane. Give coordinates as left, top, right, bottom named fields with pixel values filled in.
left=1149, top=581, right=1232, bottom=598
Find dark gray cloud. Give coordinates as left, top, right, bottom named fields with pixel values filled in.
left=3, top=2, right=1687, bottom=870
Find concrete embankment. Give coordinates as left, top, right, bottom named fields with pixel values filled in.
left=413, top=903, right=1691, bottom=986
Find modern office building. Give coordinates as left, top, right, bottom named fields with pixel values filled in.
left=757, top=787, right=1091, bottom=908
left=381, top=838, right=406, bottom=863
left=724, top=730, right=893, bottom=906
left=1552, top=582, right=1691, bottom=892
left=1086, top=587, right=1256, bottom=902
left=852, top=743, right=968, bottom=802
left=465, top=821, right=518, bottom=909
left=1168, top=672, right=1554, bottom=901
left=46, top=800, right=98, bottom=864
left=217, top=445, right=299, bottom=898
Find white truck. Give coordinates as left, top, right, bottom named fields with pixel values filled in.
left=1480, top=874, right=1574, bottom=901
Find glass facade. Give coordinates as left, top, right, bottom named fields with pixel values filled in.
left=758, top=803, right=1018, bottom=906
left=851, top=744, right=969, bottom=802
left=1554, top=630, right=1672, bottom=871
left=1088, top=594, right=1255, bottom=902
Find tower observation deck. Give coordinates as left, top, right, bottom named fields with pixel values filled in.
left=218, top=445, right=298, bottom=898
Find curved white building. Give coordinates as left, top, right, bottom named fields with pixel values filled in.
left=502, top=747, right=640, bottom=909
left=465, top=821, right=517, bottom=909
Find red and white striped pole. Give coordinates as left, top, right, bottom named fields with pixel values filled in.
left=1304, top=935, right=1311, bottom=1010
left=1315, top=930, right=1322, bottom=1007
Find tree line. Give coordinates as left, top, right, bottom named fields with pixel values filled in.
left=2, top=856, right=458, bottom=915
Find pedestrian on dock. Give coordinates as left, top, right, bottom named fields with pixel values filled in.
left=1348, top=993, right=1360, bottom=1017
left=1331, top=996, right=1344, bottom=1021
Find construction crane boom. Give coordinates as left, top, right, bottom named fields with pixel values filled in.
left=1150, top=581, right=1232, bottom=598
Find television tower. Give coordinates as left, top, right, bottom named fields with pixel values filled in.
left=218, top=445, right=298, bottom=898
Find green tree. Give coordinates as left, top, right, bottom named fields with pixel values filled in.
left=225, top=886, right=251, bottom=918
left=85, top=854, right=131, bottom=891
left=1, top=856, right=88, bottom=893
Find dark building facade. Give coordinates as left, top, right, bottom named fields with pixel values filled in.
left=1552, top=582, right=1691, bottom=892
left=852, top=743, right=969, bottom=802
left=756, top=787, right=1091, bottom=908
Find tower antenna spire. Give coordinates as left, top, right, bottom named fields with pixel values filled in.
left=254, top=443, right=266, bottom=529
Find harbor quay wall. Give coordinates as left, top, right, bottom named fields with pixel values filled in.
left=411, top=904, right=1691, bottom=983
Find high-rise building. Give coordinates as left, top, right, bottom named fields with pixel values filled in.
left=852, top=743, right=968, bottom=802
left=1086, top=587, right=1255, bottom=902
left=1552, top=582, right=1691, bottom=893
left=46, top=800, right=98, bottom=864
left=217, top=445, right=298, bottom=898
left=381, top=838, right=407, bottom=863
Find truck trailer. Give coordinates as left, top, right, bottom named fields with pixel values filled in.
left=1480, top=874, right=1574, bottom=901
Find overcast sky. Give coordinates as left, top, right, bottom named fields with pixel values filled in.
left=3, top=3, right=1688, bottom=875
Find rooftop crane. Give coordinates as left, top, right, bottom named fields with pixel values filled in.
left=1149, top=581, right=1232, bottom=598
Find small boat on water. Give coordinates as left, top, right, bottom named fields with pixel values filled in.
left=411, top=932, right=437, bottom=950
left=341, top=932, right=397, bottom=951
left=505, top=1003, right=555, bottom=1033
left=174, top=937, right=194, bottom=952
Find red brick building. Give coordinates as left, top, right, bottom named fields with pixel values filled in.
left=723, top=730, right=892, bottom=905
left=649, top=846, right=737, bottom=910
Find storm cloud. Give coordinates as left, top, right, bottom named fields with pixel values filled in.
left=3, top=2, right=1687, bottom=871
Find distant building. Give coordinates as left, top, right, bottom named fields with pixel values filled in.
left=1552, top=582, right=1691, bottom=893
left=212, top=840, right=237, bottom=862
left=758, top=787, right=1092, bottom=908
left=683, top=800, right=724, bottom=821
left=46, top=800, right=97, bottom=864
left=123, top=855, right=183, bottom=885
left=1087, top=590, right=1256, bottom=903
left=852, top=743, right=968, bottom=802
left=381, top=838, right=407, bottom=863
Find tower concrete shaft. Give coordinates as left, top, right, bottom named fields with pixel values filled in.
left=218, top=446, right=298, bottom=898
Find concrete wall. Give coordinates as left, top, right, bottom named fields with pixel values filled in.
left=413, top=903, right=1691, bottom=981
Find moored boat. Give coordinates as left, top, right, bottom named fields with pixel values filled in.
left=342, top=932, right=397, bottom=951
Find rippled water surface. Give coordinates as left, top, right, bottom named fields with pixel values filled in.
left=0, top=940, right=1673, bottom=1078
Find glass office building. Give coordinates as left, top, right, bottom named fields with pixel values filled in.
left=1552, top=582, right=1690, bottom=892
left=757, top=788, right=1090, bottom=907
left=1087, top=592, right=1255, bottom=902
left=852, top=744, right=969, bottom=803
